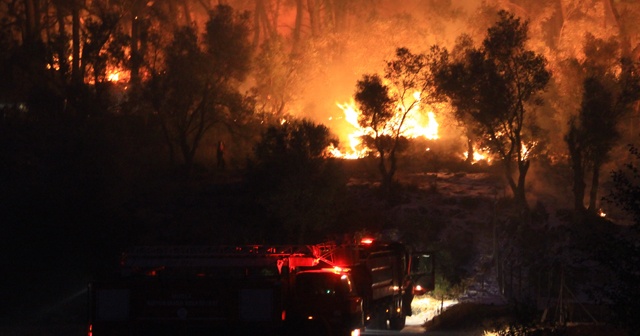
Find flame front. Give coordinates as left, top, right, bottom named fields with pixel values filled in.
left=106, top=65, right=129, bottom=83
left=332, top=97, right=439, bottom=159
left=332, top=101, right=370, bottom=159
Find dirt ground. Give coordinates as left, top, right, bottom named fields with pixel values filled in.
left=422, top=303, right=628, bottom=336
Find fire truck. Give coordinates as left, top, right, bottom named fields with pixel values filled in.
left=88, top=238, right=434, bottom=336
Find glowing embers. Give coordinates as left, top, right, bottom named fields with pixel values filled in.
left=463, top=147, right=492, bottom=164
left=462, top=141, right=537, bottom=165
left=597, top=208, right=606, bottom=218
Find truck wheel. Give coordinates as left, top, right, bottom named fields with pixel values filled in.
left=337, top=327, right=360, bottom=336
left=306, top=320, right=329, bottom=336
left=389, top=315, right=406, bottom=330
left=366, top=315, right=386, bottom=330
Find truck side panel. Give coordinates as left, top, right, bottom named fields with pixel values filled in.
left=90, top=277, right=284, bottom=335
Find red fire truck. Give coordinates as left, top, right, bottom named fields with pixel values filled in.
left=88, top=238, right=434, bottom=336
left=289, top=239, right=435, bottom=334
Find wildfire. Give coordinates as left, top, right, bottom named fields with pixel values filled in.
left=331, top=97, right=439, bottom=159
left=521, top=142, right=536, bottom=161
left=105, top=65, right=129, bottom=83
left=462, top=140, right=537, bottom=165
left=464, top=150, right=491, bottom=164
left=107, top=72, right=120, bottom=82
left=402, top=91, right=439, bottom=140
left=332, top=101, right=370, bottom=159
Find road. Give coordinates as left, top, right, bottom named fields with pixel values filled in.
left=363, top=325, right=481, bottom=336
left=363, top=325, right=426, bottom=335
left=358, top=297, right=472, bottom=336
left=363, top=325, right=480, bottom=336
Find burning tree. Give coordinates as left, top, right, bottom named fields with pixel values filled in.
left=435, top=11, right=550, bottom=211
left=565, top=34, right=640, bottom=218
left=353, top=47, right=440, bottom=194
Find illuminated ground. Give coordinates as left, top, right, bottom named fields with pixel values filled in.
left=407, top=295, right=458, bottom=327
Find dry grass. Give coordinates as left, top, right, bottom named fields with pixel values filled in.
left=424, top=303, right=516, bottom=333
left=422, top=303, right=629, bottom=336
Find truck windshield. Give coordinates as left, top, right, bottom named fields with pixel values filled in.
left=296, top=273, right=352, bottom=297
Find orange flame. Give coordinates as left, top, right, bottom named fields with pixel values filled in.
left=331, top=96, right=439, bottom=159
left=105, top=65, right=130, bottom=83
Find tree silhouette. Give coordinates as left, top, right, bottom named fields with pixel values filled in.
left=436, top=11, right=550, bottom=211
left=248, top=119, right=345, bottom=244
left=145, top=5, right=254, bottom=174
left=442, top=34, right=482, bottom=165
left=601, top=148, right=640, bottom=333
left=354, top=73, right=398, bottom=192
left=354, top=48, right=439, bottom=194
left=566, top=35, right=640, bottom=217
left=608, top=145, right=640, bottom=227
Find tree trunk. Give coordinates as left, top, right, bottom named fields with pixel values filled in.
left=516, top=159, right=530, bottom=211
left=24, top=0, right=40, bottom=46
left=566, top=120, right=587, bottom=214
left=377, top=144, right=393, bottom=194
left=130, top=0, right=145, bottom=89
left=307, top=0, right=319, bottom=38
left=572, top=164, right=586, bottom=213
left=466, top=136, right=474, bottom=165
left=253, top=0, right=274, bottom=46
left=328, top=0, right=347, bottom=32
left=387, top=147, right=398, bottom=192
left=588, top=161, right=602, bottom=214
left=181, top=1, right=191, bottom=26
left=253, top=0, right=263, bottom=46
left=167, top=0, right=179, bottom=29
left=293, top=0, right=304, bottom=50
left=71, top=0, right=81, bottom=86
left=503, top=160, right=518, bottom=200
left=159, top=118, right=176, bottom=165
left=55, top=2, right=70, bottom=83
left=180, top=136, right=195, bottom=176
left=570, top=149, right=586, bottom=212
left=378, top=150, right=388, bottom=182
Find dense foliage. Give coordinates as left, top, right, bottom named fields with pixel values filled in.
left=247, top=119, right=347, bottom=244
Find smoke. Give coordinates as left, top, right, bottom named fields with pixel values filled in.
left=219, top=0, right=639, bottom=178
left=274, top=0, right=477, bottom=148
left=188, top=1, right=488, bottom=151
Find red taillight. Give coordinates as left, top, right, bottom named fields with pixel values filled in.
left=281, top=310, right=286, bottom=321
left=413, top=284, right=426, bottom=295
left=360, top=238, right=373, bottom=245
left=87, top=324, right=93, bottom=336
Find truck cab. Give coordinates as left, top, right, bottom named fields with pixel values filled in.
left=287, top=268, right=364, bottom=336
left=288, top=238, right=435, bottom=333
